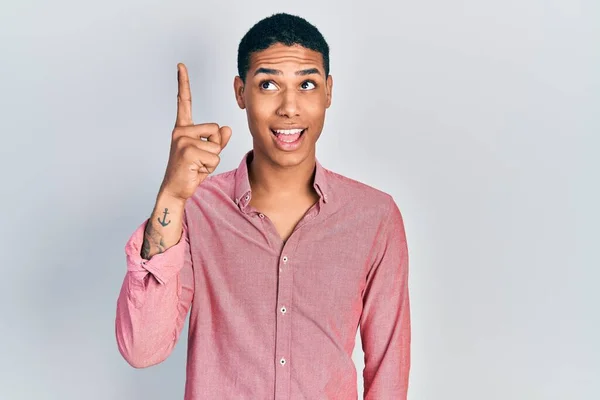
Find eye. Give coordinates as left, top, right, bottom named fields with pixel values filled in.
left=300, top=80, right=316, bottom=90
left=260, top=80, right=277, bottom=90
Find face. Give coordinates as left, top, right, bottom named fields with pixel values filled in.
left=234, top=43, right=333, bottom=168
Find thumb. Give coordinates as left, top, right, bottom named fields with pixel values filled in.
left=219, top=126, right=232, bottom=150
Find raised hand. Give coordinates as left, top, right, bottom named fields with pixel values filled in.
left=159, top=63, right=232, bottom=202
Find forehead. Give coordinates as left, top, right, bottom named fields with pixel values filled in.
left=248, top=43, right=324, bottom=73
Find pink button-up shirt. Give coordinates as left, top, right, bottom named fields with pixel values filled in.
left=115, top=149, right=410, bottom=399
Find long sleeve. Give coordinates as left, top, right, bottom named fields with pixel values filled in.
left=359, top=197, right=411, bottom=399
left=115, top=209, right=194, bottom=368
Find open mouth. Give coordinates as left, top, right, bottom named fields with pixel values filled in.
left=270, top=128, right=306, bottom=143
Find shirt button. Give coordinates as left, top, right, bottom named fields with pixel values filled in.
left=282, top=256, right=288, bottom=263
left=258, top=213, right=264, bottom=218
left=280, top=357, right=286, bottom=366
left=280, top=306, right=287, bottom=314
left=245, top=195, right=250, bottom=201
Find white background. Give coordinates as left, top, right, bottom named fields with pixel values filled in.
left=1, top=0, right=598, bottom=399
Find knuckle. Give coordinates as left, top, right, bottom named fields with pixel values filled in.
left=180, top=143, right=195, bottom=158
left=173, top=134, right=188, bottom=148
left=208, top=141, right=221, bottom=153
left=173, top=126, right=190, bottom=140
left=203, top=122, right=219, bottom=131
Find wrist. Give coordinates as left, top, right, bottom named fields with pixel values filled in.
left=156, top=189, right=187, bottom=207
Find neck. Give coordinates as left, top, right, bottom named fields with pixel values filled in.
left=248, top=150, right=317, bottom=198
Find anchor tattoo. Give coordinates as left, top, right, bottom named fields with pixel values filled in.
left=157, top=208, right=171, bottom=227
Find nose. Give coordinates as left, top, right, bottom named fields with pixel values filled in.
left=276, top=89, right=300, bottom=117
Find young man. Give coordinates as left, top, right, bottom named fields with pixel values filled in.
left=115, top=12, right=410, bottom=400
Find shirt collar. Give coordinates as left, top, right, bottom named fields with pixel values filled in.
left=234, top=149, right=330, bottom=211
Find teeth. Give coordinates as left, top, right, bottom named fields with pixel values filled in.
left=273, top=128, right=304, bottom=135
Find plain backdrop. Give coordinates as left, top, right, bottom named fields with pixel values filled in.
left=1, top=0, right=598, bottom=399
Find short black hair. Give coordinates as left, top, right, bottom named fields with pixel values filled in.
left=237, top=13, right=330, bottom=82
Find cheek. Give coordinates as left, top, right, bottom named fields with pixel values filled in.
left=304, top=93, right=327, bottom=111
left=247, top=105, right=268, bottom=125
left=305, top=100, right=327, bottom=121
left=248, top=98, right=274, bottom=119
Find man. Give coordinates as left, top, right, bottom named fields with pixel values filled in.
left=115, top=12, right=410, bottom=399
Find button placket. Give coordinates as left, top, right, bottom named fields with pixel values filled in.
left=274, top=250, right=293, bottom=398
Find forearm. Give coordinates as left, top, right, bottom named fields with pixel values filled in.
left=115, top=210, right=194, bottom=368
left=116, top=266, right=191, bottom=368
left=141, top=191, right=186, bottom=260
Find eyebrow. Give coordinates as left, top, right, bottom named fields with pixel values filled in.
left=253, top=67, right=321, bottom=77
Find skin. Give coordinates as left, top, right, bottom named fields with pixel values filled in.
left=233, top=43, right=333, bottom=200
left=141, top=63, right=232, bottom=259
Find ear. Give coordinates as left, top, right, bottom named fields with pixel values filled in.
left=234, top=76, right=246, bottom=109
left=325, top=75, right=333, bottom=109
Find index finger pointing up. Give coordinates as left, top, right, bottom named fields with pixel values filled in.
left=176, top=63, right=193, bottom=127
